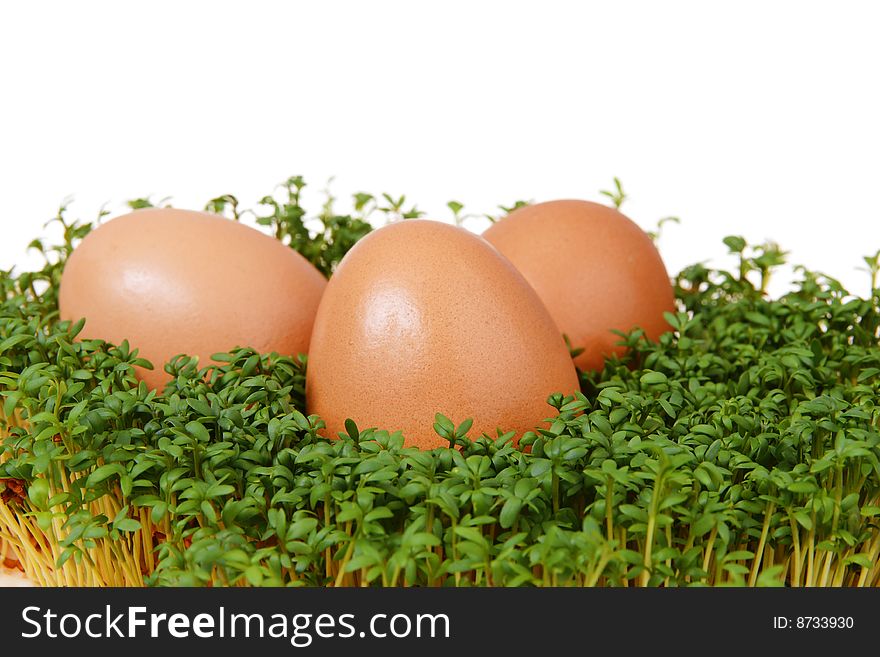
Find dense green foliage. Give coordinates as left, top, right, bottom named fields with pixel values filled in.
left=1, top=179, right=879, bottom=587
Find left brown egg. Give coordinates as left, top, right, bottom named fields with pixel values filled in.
left=59, top=208, right=327, bottom=390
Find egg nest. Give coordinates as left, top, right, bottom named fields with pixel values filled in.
left=1, top=179, right=879, bottom=587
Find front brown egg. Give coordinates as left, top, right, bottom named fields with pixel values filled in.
left=59, top=208, right=327, bottom=390
left=305, top=219, right=579, bottom=449
left=483, top=200, right=675, bottom=372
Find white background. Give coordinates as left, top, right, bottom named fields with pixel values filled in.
left=1, top=1, right=878, bottom=295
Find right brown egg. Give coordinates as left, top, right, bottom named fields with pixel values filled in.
left=483, top=200, right=675, bottom=372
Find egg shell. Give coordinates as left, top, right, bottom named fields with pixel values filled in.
left=59, top=208, right=327, bottom=389
left=306, top=219, right=579, bottom=449
left=483, top=200, right=675, bottom=372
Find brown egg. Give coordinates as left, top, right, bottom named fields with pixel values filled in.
left=483, top=200, right=675, bottom=372
left=59, top=208, right=327, bottom=389
left=306, top=219, right=579, bottom=450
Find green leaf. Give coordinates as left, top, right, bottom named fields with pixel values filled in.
left=499, top=497, right=523, bottom=529
left=640, top=371, right=668, bottom=387
left=86, top=464, right=126, bottom=488
left=114, top=518, right=142, bottom=533
left=433, top=413, right=455, bottom=438
left=186, top=421, right=211, bottom=443
left=793, top=511, right=812, bottom=530
left=27, top=478, right=50, bottom=510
